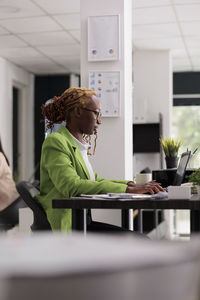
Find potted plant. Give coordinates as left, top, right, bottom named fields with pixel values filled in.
left=160, top=137, right=183, bottom=169
left=188, top=168, right=200, bottom=194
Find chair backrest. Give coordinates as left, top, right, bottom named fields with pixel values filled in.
left=16, top=181, right=51, bottom=231
left=0, top=196, right=26, bottom=230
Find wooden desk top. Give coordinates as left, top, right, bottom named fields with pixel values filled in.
left=53, top=194, right=200, bottom=210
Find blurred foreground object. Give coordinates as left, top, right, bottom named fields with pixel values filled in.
left=0, top=233, right=200, bottom=300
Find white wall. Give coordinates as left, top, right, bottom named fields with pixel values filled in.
left=80, top=0, right=132, bottom=226
left=70, top=73, right=80, bottom=87
left=81, top=0, right=133, bottom=181
left=133, top=50, right=172, bottom=175
left=0, top=57, right=34, bottom=180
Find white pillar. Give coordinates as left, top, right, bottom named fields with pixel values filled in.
left=133, top=50, right=172, bottom=175
left=80, top=0, right=132, bottom=226
left=133, top=50, right=173, bottom=238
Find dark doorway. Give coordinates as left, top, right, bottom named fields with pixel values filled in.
left=34, top=75, right=70, bottom=180
left=12, top=87, right=19, bottom=182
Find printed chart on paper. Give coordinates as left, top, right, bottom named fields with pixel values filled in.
left=88, top=15, right=119, bottom=61
left=89, top=71, right=120, bottom=117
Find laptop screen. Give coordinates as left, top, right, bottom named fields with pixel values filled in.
left=173, top=151, right=191, bottom=186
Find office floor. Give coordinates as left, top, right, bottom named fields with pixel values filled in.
left=5, top=209, right=191, bottom=241
left=174, top=210, right=190, bottom=234
left=172, top=210, right=190, bottom=241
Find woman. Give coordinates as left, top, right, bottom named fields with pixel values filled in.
left=36, top=87, right=163, bottom=232
left=0, top=137, right=26, bottom=229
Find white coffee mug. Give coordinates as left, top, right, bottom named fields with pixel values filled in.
left=136, top=173, right=152, bottom=184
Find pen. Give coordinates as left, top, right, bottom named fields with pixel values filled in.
left=108, top=193, right=119, bottom=197
left=193, top=148, right=198, bottom=155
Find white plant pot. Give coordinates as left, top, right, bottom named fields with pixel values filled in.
left=196, top=186, right=200, bottom=195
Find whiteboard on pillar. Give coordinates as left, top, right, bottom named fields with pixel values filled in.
left=88, top=15, right=119, bottom=61
left=89, top=71, right=120, bottom=117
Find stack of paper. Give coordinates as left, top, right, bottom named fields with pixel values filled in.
left=80, top=193, right=152, bottom=200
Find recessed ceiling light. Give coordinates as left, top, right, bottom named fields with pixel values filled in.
left=0, top=6, right=20, bottom=14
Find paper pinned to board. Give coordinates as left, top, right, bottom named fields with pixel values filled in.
left=88, top=15, right=119, bottom=61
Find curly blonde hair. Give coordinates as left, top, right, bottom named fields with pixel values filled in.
left=41, top=87, right=98, bottom=155
left=42, top=87, right=97, bottom=131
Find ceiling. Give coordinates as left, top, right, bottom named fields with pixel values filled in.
left=0, top=0, right=199, bottom=74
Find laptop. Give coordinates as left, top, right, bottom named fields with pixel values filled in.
left=163, top=151, right=191, bottom=192
left=172, top=151, right=191, bottom=186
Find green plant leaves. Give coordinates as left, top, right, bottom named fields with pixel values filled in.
left=188, top=168, right=200, bottom=186
left=160, top=137, right=183, bottom=157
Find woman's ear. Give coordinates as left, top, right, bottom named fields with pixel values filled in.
left=74, top=106, right=82, bottom=118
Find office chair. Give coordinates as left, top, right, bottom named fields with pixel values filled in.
left=0, top=196, right=27, bottom=231
left=16, top=181, right=51, bottom=231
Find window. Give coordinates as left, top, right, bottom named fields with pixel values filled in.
left=173, top=105, right=200, bottom=168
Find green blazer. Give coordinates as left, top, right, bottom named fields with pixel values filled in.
left=35, top=126, right=128, bottom=231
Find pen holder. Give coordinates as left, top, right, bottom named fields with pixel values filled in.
left=165, top=157, right=178, bottom=169
left=168, top=186, right=191, bottom=199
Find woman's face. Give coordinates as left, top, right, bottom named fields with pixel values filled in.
left=79, top=95, right=102, bottom=135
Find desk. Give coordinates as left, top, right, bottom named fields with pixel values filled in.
left=52, top=195, right=200, bottom=232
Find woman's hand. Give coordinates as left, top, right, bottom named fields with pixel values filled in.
left=126, top=180, right=164, bottom=195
